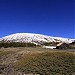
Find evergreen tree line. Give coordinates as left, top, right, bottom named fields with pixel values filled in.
left=0, top=42, right=36, bottom=48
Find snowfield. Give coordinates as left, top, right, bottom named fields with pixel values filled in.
left=0, top=33, right=75, bottom=44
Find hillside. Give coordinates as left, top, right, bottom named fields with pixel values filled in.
left=0, top=33, right=74, bottom=44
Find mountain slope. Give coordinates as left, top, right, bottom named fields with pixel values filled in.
left=0, top=33, right=74, bottom=44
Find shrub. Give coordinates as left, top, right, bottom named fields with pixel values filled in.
left=0, top=42, right=36, bottom=48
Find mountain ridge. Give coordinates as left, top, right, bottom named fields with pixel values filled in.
left=0, top=33, right=75, bottom=44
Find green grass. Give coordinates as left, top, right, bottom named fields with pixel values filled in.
left=15, top=52, right=75, bottom=75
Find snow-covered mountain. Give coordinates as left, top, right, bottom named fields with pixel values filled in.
left=0, top=33, right=75, bottom=44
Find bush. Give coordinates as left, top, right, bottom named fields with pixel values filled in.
left=0, top=42, right=36, bottom=48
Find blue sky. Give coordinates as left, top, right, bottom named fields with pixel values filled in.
left=0, top=0, right=74, bottom=38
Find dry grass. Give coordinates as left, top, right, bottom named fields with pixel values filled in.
left=0, top=47, right=75, bottom=75
left=14, top=48, right=75, bottom=75
left=0, top=50, right=15, bottom=57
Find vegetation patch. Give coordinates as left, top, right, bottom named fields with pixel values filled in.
left=15, top=52, right=75, bottom=75
left=0, top=42, right=36, bottom=48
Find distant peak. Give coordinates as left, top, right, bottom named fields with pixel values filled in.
left=0, top=33, right=74, bottom=44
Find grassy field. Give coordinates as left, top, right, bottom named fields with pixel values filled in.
left=0, top=47, right=75, bottom=75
